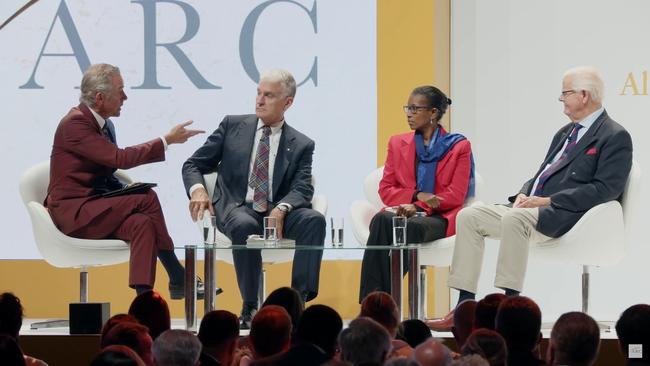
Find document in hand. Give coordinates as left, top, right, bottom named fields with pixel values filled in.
left=100, top=182, right=157, bottom=198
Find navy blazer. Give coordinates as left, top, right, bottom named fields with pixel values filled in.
left=511, top=110, right=633, bottom=238
left=182, top=114, right=315, bottom=230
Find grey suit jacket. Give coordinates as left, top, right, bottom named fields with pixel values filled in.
left=510, top=110, right=633, bottom=238
left=182, top=114, right=315, bottom=229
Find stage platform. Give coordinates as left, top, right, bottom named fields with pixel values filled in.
left=18, top=319, right=627, bottom=366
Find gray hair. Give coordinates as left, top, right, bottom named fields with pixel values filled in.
left=79, top=63, right=121, bottom=107
left=153, top=329, right=202, bottom=366
left=563, top=66, right=604, bottom=104
left=260, top=69, right=296, bottom=98
left=339, top=317, right=392, bottom=365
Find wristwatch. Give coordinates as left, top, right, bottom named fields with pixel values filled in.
left=276, top=203, right=291, bottom=213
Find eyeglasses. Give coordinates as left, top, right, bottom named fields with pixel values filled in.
left=559, top=90, right=577, bottom=99
left=403, top=105, right=432, bottom=114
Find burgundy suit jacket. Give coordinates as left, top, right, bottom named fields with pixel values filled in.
left=378, top=129, right=472, bottom=237
left=46, top=103, right=165, bottom=234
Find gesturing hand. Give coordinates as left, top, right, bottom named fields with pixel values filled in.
left=165, top=120, right=205, bottom=145
left=189, top=187, right=214, bottom=222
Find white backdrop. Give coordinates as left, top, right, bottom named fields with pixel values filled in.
left=452, top=0, right=650, bottom=321
left=0, top=0, right=376, bottom=259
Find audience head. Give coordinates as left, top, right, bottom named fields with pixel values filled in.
left=473, top=293, right=506, bottom=330
left=452, top=300, right=477, bottom=348
left=461, top=329, right=507, bottom=366
left=410, top=85, right=452, bottom=122
left=101, top=322, right=154, bottom=366
left=412, top=339, right=453, bottom=366
left=0, top=334, right=25, bottom=366
left=101, top=314, right=139, bottom=344
left=297, top=304, right=343, bottom=358
left=397, top=319, right=432, bottom=348
left=339, top=317, right=391, bottom=366
left=360, top=291, right=400, bottom=337
left=249, top=305, right=292, bottom=358
left=547, top=311, right=600, bottom=366
left=0, top=292, right=23, bottom=339
left=90, top=345, right=146, bottom=366
left=152, top=329, right=201, bottom=366
left=450, top=354, right=489, bottom=366
left=128, top=290, right=171, bottom=340
left=616, top=304, right=650, bottom=362
left=198, top=310, right=239, bottom=365
left=385, top=357, right=421, bottom=366
left=262, top=286, right=304, bottom=329
left=495, top=296, right=541, bottom=353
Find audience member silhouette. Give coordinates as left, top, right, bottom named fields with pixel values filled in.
left=128, top=290, right=171, bottom=340
left=152, top=329, right=202, bottom=366
left=616, top=304, right=650, bottom=366
left=546, top=311, right=600, bottom=366
left=385, top=357, right=421, bottom=366
left=450, top=354, right=489, bottom=366
left=473, top=294, right=506, bottom=330
left=397, top=319, right=432, bottom=348
left=461, top=329, right=507, bottom=366
left=198, top=310, right=240, bottom=366
left=249, top=305, right=292, bottom=359
left=360, top=291, right=413, bottom=358
left=452, top=300, right=477, bottom=349
left=339, top=317, right=391, bottom=366
left=100, top=314, right=139, bottom=345
left=89, top=345, right=146, bottom=366
left=296, top=304, right=343, bottom=359
left=0, top=292, right=48, bottom=366
left=0, top=334, right=26, bottom=366
left=412, top=338, right=453, bottom=366
left=495, top=296, right=544, bottom=366
left=101, top=322, right=154, bottom=366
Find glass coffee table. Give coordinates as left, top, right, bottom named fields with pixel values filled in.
left=177, top=242, right=435, bottom=330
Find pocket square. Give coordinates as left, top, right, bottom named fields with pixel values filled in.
left=586, top=147, right=597, bottom=155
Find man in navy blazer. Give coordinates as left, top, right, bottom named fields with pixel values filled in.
left=182, top=69, right=325, bottom=329
left=429, top=66, right=633, bottom=330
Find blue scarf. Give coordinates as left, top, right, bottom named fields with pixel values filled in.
left=415, top=128, right=476, bottom=201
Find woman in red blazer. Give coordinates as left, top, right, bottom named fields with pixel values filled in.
left=359, top=86, right=474, bottom=302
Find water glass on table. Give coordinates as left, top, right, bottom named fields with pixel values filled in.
left=203, top=215, right=217, bottom=245
left=330, top=217, right=344, bottom=247
left=392, top=216, right=407, bottom=246
left=263, top=216, right=278, bottom=247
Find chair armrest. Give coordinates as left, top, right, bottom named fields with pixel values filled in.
left=350, top=200, right=379, bottom=245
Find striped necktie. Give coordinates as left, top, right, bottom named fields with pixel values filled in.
left=249, top=126, right=272, bottom=212
left=533, top=124, right=583, bottom=196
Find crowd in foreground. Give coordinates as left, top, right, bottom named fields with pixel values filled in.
left=0, top=288, right=649, bottom=366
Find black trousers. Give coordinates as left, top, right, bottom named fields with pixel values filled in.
left=359, top=210, right=447, bottom=303
left=223, top=205, right=326, bottom=303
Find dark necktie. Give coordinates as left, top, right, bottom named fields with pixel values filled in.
left=249, top=126, right=272, bottom=212
left=101, top=124, right=112, bottom=142
left=533, top=124, right=583, bottom=196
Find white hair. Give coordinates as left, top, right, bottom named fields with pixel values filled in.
left=260, top=69, right=296, bottom=98
left=79, top=63, right=120, bottom=107
left=563, top=66, right=604, bottom=103
left=153, top=329, right=202, bottom=366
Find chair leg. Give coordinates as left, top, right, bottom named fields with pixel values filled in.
left=420, top=266, right=427, bottom=319
left=80, top=268, right=88, bottom=303
left=258, top=268, right=266, bottom=308
left=582, top=265, right=589, bottom=314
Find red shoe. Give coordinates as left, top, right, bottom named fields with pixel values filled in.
left=425, top=309, right=454, bottom=332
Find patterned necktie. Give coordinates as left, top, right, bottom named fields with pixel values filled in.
left=249, top=126, right=272, bottom=212
left=533, top=124, right=583, bottom=196
left=101, top=125, right=112, bottom=142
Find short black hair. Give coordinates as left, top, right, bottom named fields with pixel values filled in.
left=411, top=85, right=452, bottom=122
left=550, top=312, right=600, bottom=366
left=198, top=310, right=239, bottom=348
left=0, top=293, right=23, bottom=339
left=474, top=293, right=507, bottom=330
left=495, top=296, right=541, bottom=352
left=461, top=328, right=507, bottom=366
left=262, top=286, right=303, bottom=328
left=249, top=305, right=292, bottom=357
left=616, top=304, right=650, bottom=362
left=396, top=319, right=432, bottom=348
left=296, top=304, right=343, bottom=357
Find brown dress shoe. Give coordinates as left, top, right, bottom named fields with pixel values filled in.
left=425, top=309, right=455, bottom=331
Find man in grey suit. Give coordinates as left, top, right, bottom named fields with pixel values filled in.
left=182, top=69, right=325, bottom=329
left=428, top=66, right=633, bottom=330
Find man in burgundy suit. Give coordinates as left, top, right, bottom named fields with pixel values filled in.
left=46, top=63, right=203, bottom=297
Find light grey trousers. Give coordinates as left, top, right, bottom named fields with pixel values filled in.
left=448, top=202, right=551, bottom=293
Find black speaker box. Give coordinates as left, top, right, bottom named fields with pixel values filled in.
left=69, top=302, right=110, bottom=335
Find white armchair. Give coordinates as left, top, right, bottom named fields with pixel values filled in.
left=19, top=161, right=132, bottom=328
left=201, top=172, right=327, bottom=305
left=349, top=166, right=483, bottom=317
left=529, top=160, right=641, bottom=318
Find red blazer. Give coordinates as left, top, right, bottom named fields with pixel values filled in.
left=46, top=104, right=165, bottom=234
left=378, top=129, right=472, bottom=237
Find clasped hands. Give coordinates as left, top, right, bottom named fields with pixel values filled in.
left=513, top=193, right=551, bottom=208
left=189, top=188, right=287, bottom=238
left=392, top=192, right=444, bottom=218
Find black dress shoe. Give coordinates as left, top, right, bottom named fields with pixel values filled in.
left=239, top=303, right=257, bottom=330
left=168, top=278, right=223, bottom=300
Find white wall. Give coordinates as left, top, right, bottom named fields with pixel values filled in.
left=452, top=0, right=650, bottom=322
left=0, top=0, right=376, bottom=260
